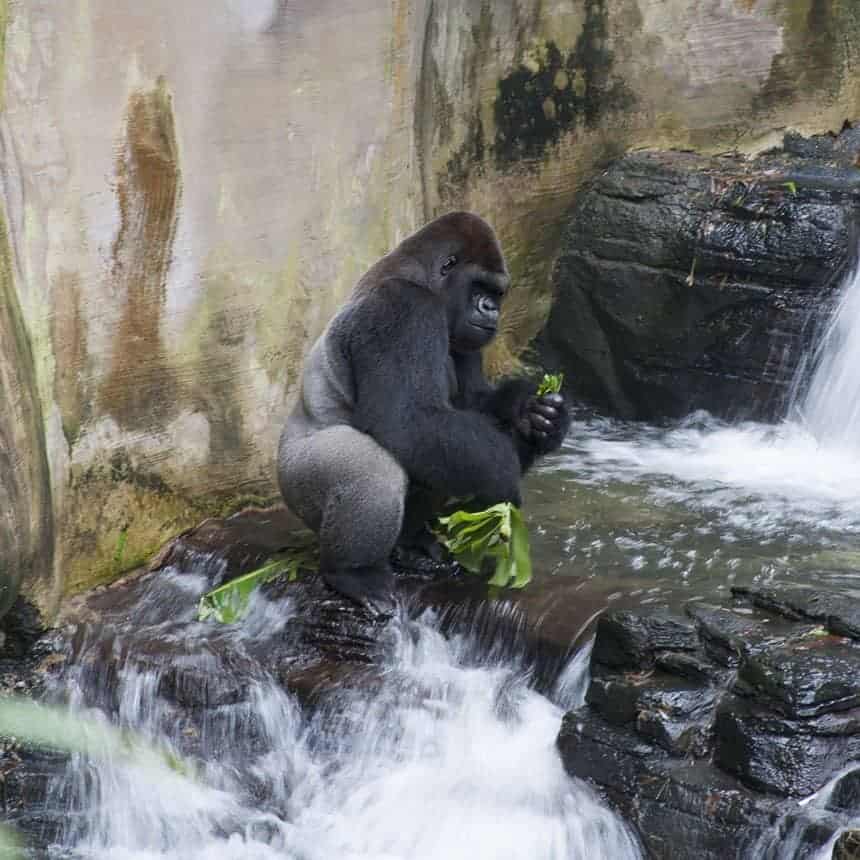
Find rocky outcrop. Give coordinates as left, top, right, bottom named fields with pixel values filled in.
left=557, top=584, right=860, bottom=859
left=537, top=126, right=860, bottom=421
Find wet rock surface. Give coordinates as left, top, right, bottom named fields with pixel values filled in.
left=536, top=124, right=860, bottom=421
left=557, top=586, right=860, bottom=859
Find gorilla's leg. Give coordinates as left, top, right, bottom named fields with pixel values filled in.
left=278, top=425, right=407, bottom=614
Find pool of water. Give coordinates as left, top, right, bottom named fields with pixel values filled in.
left=526, top=410, right=860, bottom=612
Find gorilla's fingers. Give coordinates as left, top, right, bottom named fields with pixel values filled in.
left=538, top=393, right=564, bottom=407
left=515, top=415, right=532, bottom=437
left=530, top=414, right=554, bottom=432
left=531, top=403, right=559, bottom=420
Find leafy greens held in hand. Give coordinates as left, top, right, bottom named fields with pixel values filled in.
left=435, top=373, right=562, bottom=588
left=537, top=372, right=564, bottom=396
left=435, top=502, right=532, bottom=589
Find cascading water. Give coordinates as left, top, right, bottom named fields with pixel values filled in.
left=37, top=568, right=640, bottom=859
left=797, top=259, right=860, bottom=449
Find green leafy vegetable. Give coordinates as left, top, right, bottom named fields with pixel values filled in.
left=435, top=502, right=532, bottom=589
left=537, top=372, right=564, bottom=396
left=782, top=180, right=798, bottom=195
left=197, top=546, right=318, bottom=624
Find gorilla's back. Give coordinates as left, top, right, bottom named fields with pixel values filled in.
left=281, top=308, right=356, bottom=442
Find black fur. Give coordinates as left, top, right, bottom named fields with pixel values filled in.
left=277, top=212, right=569, bottom=611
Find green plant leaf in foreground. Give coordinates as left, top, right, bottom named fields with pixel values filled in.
left=0, top=824, right=21, bottom=859
left=537, top=372, right=564, bottom=396
left=0, top=697, right=191, bottom=778
left=436, top=502, right=532, bottom=589
left=197, top=546, right=318, bottom=623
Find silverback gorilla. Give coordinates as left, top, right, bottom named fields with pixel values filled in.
left=277, top=212, right=570, bottom=614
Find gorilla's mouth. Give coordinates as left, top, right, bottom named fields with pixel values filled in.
left=470, top=322, right=496, bottom=334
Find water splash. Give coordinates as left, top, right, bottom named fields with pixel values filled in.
left=798, top=261, right=860, bottom=450
left=41, top=570, right=639, bottom=859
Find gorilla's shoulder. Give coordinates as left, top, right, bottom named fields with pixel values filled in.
left=349, top=277, right=439, bottom=323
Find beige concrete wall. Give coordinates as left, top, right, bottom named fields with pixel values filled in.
left=0, top=0, right=857, bottom=615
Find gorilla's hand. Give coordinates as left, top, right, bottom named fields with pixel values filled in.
left=480, top=379, right=571, bottom=468
left=517, top=392, right=569, bottom=454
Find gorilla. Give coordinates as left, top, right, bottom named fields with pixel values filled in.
left=277, top=212, right=570, bottom=614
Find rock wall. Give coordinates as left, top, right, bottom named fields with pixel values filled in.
left=1, top=0, right=859, bottom=616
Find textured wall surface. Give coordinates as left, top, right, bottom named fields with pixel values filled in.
left=0, top=0, right=858, bottom=615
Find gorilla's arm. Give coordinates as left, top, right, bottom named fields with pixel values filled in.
left=349, top=282, right=523, bottom=506
left=451, top=351, right=570, bottom=471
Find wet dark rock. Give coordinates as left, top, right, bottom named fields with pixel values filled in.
left=733, top=584, right=860, bottom=640
left=278, top=661, right=384, bottom=710
left=834, top=829, right=860, bottom=859
left=0, top=596, right=46, bottom=662
left=1, top=747, right=71, bottom=848
left=558, top=586, right=860, bottom=858
left=714, top=694, right=860, bottom=797
left=735, top=646, right=860, bottom=718
left=686, top=603, right=780, bottom=667
left=827, top=769, right=860, bottom=813
left=535, top=125, right=860, bottom=420
left=590, top=609, right=698, bottom=671
left=150, top=505, right=308, bottom=586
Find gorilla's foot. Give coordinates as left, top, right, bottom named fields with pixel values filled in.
left=391, top=527, right=461, bottom=579
left=390, top=544, right=461, bottom=579
left=320, top=564, right=396, bottom=620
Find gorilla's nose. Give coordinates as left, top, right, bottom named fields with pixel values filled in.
left=478, top=295, right=499, bottom=319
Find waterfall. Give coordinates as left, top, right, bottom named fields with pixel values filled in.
left=35, top=568, right=641, bottom=859
left=797, top=260, right=860, bottom=449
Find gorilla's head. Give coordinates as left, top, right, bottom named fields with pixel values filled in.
left=398, top=211, right=510, bottom=352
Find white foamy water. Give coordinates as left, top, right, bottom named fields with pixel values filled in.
left=554, top=412, right=860, bottom=537
left=800, top=261, right=860, bottom=449
left=44, top=574, right=639, bottom=860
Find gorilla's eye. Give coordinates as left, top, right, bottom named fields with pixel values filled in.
left=440, top=255, right=458, bottom=276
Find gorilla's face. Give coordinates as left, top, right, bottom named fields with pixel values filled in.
left=394, top=211, right=510, bottom=353
left=444, top=259, right=509, bottom=352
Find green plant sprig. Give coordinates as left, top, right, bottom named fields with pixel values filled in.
left=537, top=372, right=564, bottom=396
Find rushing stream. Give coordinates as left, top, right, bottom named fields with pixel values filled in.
left=43, top=573, right=638, bottom=859
left=31, top=262, right=860, bottom=857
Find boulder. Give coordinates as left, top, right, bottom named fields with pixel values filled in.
left=536, top=126, right=860, bottom=420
